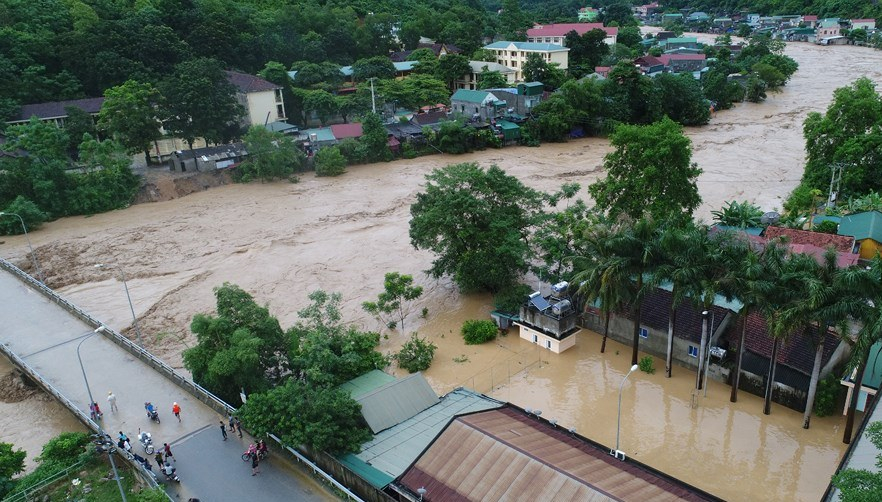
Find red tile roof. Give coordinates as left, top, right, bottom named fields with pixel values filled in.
left=527, top=23, right=618, bottom=37
left=803, top=15, right=818, bottom=21
left=330, top=122, right=363, bottom=139
left=225, top=71, right=280, bottom=93
left=852, top=19, right=876, bottom=23
left=635, top=55, right=664, bottom=67
left=763, top=226, right=854, bottom=253
left=787, top=243, right=860, bottom=268
left=734, top=310, right=840, bottom=376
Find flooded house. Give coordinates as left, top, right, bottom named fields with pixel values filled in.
left=514, top=282, right=581, bottom=353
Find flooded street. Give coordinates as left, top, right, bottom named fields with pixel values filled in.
left=1, top=40, right=879, bottom=499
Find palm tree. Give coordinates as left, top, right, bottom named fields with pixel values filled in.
left=726, top=241, right=767, bottom=403
left=652, top=223, right=693, bottom=377
left=711, top=200, right=764, bottom=228
left=572, top=221, right=630, bottom=354
left=837, top=256, right=882, bottom=443
left=571, top=218, right=661, bottom=364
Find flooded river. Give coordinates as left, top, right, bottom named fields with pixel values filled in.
left=1, top=40, right=879, bottom=499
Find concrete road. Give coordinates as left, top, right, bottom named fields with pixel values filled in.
left=0, top=269, right=336, bottom=501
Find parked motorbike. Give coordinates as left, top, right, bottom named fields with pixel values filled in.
left=138, top=430, right=155, bottom=455
left=162, top=462, right=181, bottom=483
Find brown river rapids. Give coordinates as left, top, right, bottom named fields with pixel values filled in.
left=3, top=39, right=881, bottom=500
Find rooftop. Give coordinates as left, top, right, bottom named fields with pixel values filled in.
left=838, top=211, right=882, bottom=243
left=338, top=369, right=396, bottom=399
left=484, top=41, right=569, bottom=52
left=11, top=97, right=105, bottom=123
left=451, top=89, right=495, bottom=104
left=330, top=122, right=363, bottom=140
left=467, top=61, right=515, bottom=74
left=764, top=226, right=854, bottom=253
left=397, top=406, right=721, bottom=501
left=225, top=71, right=280, bottom=93
left=526, top=23, right=617, bottom=37
left=355, top=373, right=439, bottom=433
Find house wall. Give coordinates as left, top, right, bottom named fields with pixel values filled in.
left=451, top=100, right=491, bottom=119
left=455, top=70, right=516, bottom=91
left=491, top=48, right=569, bottom=81
left=527, top=33, right=616, bottom=46
left=245, top=90, right=284, bottom=126
left=858, top=239, right=882, bottom=260
left=582, top=313, right=704, bottom=370
left=516, top=323, right=577, bottom=353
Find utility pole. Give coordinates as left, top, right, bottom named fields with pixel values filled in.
left=370, top=77, right=377, bottom=114
left=827, top=163, right=845, bottom=208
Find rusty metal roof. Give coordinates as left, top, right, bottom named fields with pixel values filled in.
left=398, top=406, right=721, bottom=501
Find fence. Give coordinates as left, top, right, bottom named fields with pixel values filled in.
left=1, top=459, right=87, bottom=502
left=268, top=434, right=369, bottom=502
left=453, top=346, right=543, bottom=395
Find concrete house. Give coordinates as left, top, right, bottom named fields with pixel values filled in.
left=816, top=18, right=842, bottom=39
left=658, top=53, right=707, bottom=74
left=455, top=61, right=516, bottom=90
left=514, top=283, right=581, bottom=353
left=225, top=71, right=286, bottom=127
left=838, top=211, right=882, bottom=259
left=450, top=89, right=506, bottom=121
left=483, top=41, right=569, bottom=81
left=851, top=19, right=877, bottom=30
left=526, top=23, right=618, bottom=46
left=802, top=15, right=819, bottom=28
left=660, top=36, right=700, bottom=50
left=170, top=143, right=247, bottom=172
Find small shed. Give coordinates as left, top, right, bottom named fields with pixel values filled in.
left=838, top=211, right=882, bottom=259
left=170, top=143, right=248, bottom=173
left=495, top=119, right=520, bottom=142
left=517, top=82, right=544, bottom=96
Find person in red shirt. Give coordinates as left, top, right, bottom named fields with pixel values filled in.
left=172, top=402, right=181, bottom=422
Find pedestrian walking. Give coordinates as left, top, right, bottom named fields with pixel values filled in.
left=163, top=443, right=174, bottom=462
left=220, top=421, right=227, bottom=441
left=172, top=402, right=181, bottom=422
left=251, top=451, right=260, bottom=476
left=154, top=451, right=164, bottom=470
left=107, top=391, right=118, bottom=413
left=235, top=417, right=243, bottom=438
left=228, top=413, right=235, bottom=433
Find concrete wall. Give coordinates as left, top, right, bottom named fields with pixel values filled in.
left=517, top=323, right=577, bottom=353
left=246, top=90, right=282, bottom=126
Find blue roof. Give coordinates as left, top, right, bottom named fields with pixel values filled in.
left=451, top=89, right=493, bottom=104
left=713, top=224, right=764, bottom=236
left=484, top=41, right=568, bottom=51
left=839, top=211, right=882, bottom=243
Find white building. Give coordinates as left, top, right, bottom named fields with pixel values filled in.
left=455, top=61, right=517, bottom=90
left=483, top=41, right=569, bottom=82
left=526, top=23, right=618, bottom=46
left=225, top=71, right=286, bottom=127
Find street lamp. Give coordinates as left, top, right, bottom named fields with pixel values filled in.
left=94, top=263, right=143, bottom=347
left=612, top=363, right=639, bottom=461
left=76, top=326, right=127, bottom=502
left=0, top=212, right=44, bottom=283
left=417, top=487, right=427, bottom=501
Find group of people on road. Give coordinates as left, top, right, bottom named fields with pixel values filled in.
left=219, top=413, right=243, bottom=440
left=219, top=413, right=266, bottom=476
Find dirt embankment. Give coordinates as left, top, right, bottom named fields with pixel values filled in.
left=134, top=168, right=233, bottom=204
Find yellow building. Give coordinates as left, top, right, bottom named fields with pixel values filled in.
left=482, top=41, right=569, bottom=82
left=838, top=211, right=882, bottom=260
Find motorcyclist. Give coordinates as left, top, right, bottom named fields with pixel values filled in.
left=118, top=431, right=129, bottom=443
left=144, top=402, right=158, bottom=420
left=246, top=443, right=257, bottom=457
left=163, top=461, right=177, bottom=479
left=256, top=439, right=268, bottom=457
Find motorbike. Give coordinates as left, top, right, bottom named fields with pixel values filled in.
left=138, top=430, right=155, bottom=455
left=241, top=446, right=268, bottom=462
left=144, top=402, right=161, bottom=424
left=117, top=438, right=133, bottom=454
left=162, top=463, right=181, bottom=483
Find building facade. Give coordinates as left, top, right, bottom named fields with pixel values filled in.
left=483, top=41, right=569, bottom=81
left=526, top=23, right=617, bottom=46
left=225, top=71, right=286, bottom=127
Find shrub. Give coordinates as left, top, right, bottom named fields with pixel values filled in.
left=394, top=333, right=437, bottom=373
left=638, top=355, right=655, bottom=374
left=814, top=373, right=842, bottom=417
left=813, top=220, right=839, bottom=234
left=461, top=319, right=498, bottom=345
left=314, top=146, right=347, bottom=177
left=39, top=432, right=90, bottom=463
left=0, top=196, right=49, bottom=235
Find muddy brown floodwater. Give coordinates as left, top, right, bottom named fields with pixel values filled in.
left=1, top=39, right=880, bottom=499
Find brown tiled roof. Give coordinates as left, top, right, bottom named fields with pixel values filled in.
left=630, top=289, right=734, bottom=344
left=731, top=310, right=840, bottom=375
left=763, top=226, right=854, bottom=253
left=414, top=111, right=447, bottom=126
left=224, top=71, right=281, bottom=93
left=398, top=406, right=720, bottom=501
left=12, top=97, right=104, bottom=122
left=635, top=55, right=664, bottom=67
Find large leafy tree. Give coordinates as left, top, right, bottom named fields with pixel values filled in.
left=236, top=126, right=305, bottom=182
left=436, top=54, right=471, bottom=90
left=589, top=117, right=702, bottom=223
left=98, top=80, right=163, bottom=165
left=477, top=68, right=508, bottom=90
left=833, top=421, right=882, bottom=499
left=359, top=112, right=391, bottom=162
left=351, top=56, right=396, bottom=82
left=410, top=162, right=545, bottom=293
left=654, top=73, right=710, bottom=126
left=532, top=183, right=593, bottom=284
left=160, top=58, right=243, bottom=148
left=565, top=29, right=610, bottom=78
left=0, top=442, right=25, bottom=499
left=183, top=283, right=288, bottom=404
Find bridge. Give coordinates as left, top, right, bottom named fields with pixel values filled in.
left=0, top=259, right=343, bottom=501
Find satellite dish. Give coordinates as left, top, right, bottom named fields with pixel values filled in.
left=761, top=211, right=780, bottom=226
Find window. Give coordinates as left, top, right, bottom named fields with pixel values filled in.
left=546, top=340, right=552, bottom=349
left=639, top=327, right=648, bottom=339
left=274, top=88, right=283, bottom=102
left=688, top=346, right=699, bottom=358
left=511, top=61, right=517, bottom=67
left=532, top=334, right=538, bottom=343
left=276, top=104, right=285, bottom=118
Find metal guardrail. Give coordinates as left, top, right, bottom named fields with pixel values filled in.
left=0, top=258, right=235, bottom=417
left=268, top=434, right=364, bottom=502
left=1, top=459, right=87, bottom=502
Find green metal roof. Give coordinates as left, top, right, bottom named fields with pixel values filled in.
left=496, top=119, right=519, bottom=131
left=337, top=454, right=395, bottom=489
left=352, top=388, right=503, bottom=479
left=838, top=211, right=882, bottom=243
left=451, top=89, right=492, bottom=104
left=338, top=369, right=396, bottom=399
left=863, top=341, right=882, bottom=390
left=300, top=127, right=335, bottom=143
left=356, top=373, right=439, bottom=433
left=713, top=224, right=764, bottom=236
left=664, top=37, right=698, bottom=44
left=657, top=281, right=743, bottom=312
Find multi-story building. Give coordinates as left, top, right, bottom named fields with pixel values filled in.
left=454, top=61, right=517, bottom=90
left=526, top=23, right=617, bottom=46
left=483, top=41, right=569, bottom=82
left=225, top=71, right=286, bottom=127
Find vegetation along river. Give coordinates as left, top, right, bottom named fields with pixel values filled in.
left=2, top=40, right=880, bottom=499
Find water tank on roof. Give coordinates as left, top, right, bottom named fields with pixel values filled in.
left=551, top=281, right=569, bottom=294
left=552, top=300, right=572, bottom=316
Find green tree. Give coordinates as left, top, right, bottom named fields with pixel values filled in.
left=833, top=421, right=882, bottom=498
left=351, top=56, right=396, bottom=82
left=314, top=146, right=347, bottom=177
left=359, top=112, right=391, bottom=163
left=160, top=58, right=243, bottom=148
left=362, top=272, right=424, bottom=331
left=498, top=0, right=530, bottom=40
left=477, top=67, right=508, bottom=90
left=565, top=29, right=610, bottom=78
left=98, top=80, right=162, bottom=165
left=436, top=54, right=471, bottom=89
left=602, top=61, right=659, bottom=124
left=532, top=183, right=593, bottom=283
left=238, top=378, right=371, bottom=454
left=67, top=134, right=141, bottom=215
left=183, top=283, right=288, bottom=404
left=525, top=95, right=576, bottom=142
left=302, top=90, right=338, bottom=126
left=617, top=26, right=643, bottom=48
left=394, top=333, right=437, bottom=373
left=0, top=442, right=25, bottom=499
left=0, top=196, right=48, bottom=236
left=409, top=163, right=544, bottom=293
left=711, top=200, right=764, bottom=228
left=654, top=73, right=710, bottom=126
left=236, top=126, right=305, bottom=182
left=63, top=105, right=97, bottom=159
left=589, top=117, right=702, bottom=223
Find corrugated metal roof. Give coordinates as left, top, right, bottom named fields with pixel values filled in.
left=337, top=454, right=395, bottom=489
left=357, top=373, right=439, bottom=433
left=339, top=369, right=396, bottom=399
left=399, top=407, right=720, bottom=501
left=299, top=127, right=335, bottom=143
left=839, top=211, right=882, bottom=243
left=352, top=388, right=503, bottom=478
